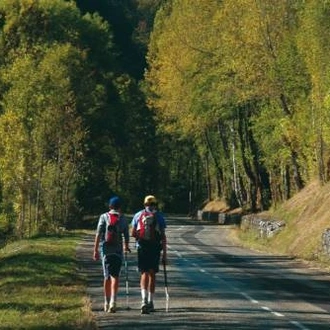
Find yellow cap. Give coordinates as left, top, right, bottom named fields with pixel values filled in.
left=144, top=195, right=157, bottom=205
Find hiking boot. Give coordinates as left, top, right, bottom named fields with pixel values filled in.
left=108, top=302, right=116, bottom=313
left=147, top=301, right=155, bottom=312
left=104, top=302, right=109, bottom=312
left=141, top=301, right=149, bottom=314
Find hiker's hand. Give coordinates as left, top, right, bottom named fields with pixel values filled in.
left=93, top=250, right=99, bottom=261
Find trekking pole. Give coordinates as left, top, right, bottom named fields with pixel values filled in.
left=163, top=259, right=169, bottom=312
left=124, top=251, right=130, bottom=310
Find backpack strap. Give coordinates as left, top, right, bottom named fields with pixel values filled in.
left=105, top=211, right=120, bottom=244
left=108, top=211, right=120, bottom=224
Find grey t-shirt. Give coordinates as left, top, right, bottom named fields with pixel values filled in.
left=96, top=210, right=129, bottom=257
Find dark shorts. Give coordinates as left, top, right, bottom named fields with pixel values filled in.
left=102, top=254, right=122, bottom=278
left=137, top=240, right=161, bottom=273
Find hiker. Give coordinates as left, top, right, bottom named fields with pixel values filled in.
left=93, top=196, right=130, bottom=313
left=131, top=195, right=167, bottom=314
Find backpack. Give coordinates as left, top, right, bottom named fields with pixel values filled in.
left=105, top=212, right=120, bottom=245
left=137, top=210, right=160, bottom=241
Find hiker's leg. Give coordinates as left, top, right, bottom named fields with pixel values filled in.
left=108, top=275, right=119, bottom=312
left=140, top=271, right=149, bottom=313
left=104, top=277, right=111, bottom=302
left=108, top=255, right=122, bottom=313
left=111, top=276, right=119, bottom=299
left=108, top=255, right=122, bottom=302
left=148, top=248, right=160, bottom=298
left=147, top=248, right=160, bottom=311
left=147, top=269, right=156, bottom=308
left=140, top=271, right=149, bottom=301
left=102, top=255, right=111, bottom=305
left=148, top=269, right=156, bottom=294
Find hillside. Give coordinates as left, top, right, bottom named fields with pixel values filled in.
left=262, top=180, right=330, bottom=263
left=205, top=180, right=330, bottom=269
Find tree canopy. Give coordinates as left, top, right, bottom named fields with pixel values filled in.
left=146, top=0, right=330, bottom=211
left=1, top=0, right=330, bottom=241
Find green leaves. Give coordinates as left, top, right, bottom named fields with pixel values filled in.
left=0, top=0, right=117, bottom=235
left=145, top=0, right=330, bottom=209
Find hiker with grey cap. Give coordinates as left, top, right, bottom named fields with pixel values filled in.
left=93, top=196, right=130, bottom=313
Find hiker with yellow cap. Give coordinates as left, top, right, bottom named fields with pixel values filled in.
left=131, top=195, right=167, bottom=314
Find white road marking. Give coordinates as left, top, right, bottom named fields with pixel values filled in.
left=272, top=311, right=284, bottom=317
left=290, top=321, right=311, bottom=330
left=168, top=230, right=312, bottom=330
left=240, top=292, right=259, bottom=304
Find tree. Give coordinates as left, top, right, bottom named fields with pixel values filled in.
left=0, top=0, right=119, bottom=235
left=297, top=1, right=330, bottom=183
left=146, top=0, right=314, bottom=210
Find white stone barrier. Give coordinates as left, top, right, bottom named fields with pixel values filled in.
left=322, top=228, right=330, bottom=257
left=241, top=214, right=286, bottom=238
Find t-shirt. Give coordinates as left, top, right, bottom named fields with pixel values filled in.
left=96, top=209, right=129, bottom=256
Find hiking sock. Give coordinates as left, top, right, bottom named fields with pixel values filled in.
left=148, top=292, right=154, bottom=303
left=141, top=289, right=147, bottom=303
left=104, top=296, right=110, bottom=312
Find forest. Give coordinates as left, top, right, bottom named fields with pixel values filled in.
left=1, top=0, right=330, bottom=241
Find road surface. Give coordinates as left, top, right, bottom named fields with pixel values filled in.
left=77, top=215, right=330, bottom=329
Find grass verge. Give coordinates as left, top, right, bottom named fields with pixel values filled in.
left=0, top=231, right=96, bottom=330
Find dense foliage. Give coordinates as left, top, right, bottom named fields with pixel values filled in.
left=1, top=0, right=330, bottom=241
left=146, top=0, right=330, bottom=211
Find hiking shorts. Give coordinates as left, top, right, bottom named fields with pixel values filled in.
left=137, top=241, right=161, bottom=273
left=102, top=253, right=122, bottom=278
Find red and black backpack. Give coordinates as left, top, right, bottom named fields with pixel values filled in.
left=137, top=210, right=161, bottom=241
left=105, top=212, right=120, bottom=245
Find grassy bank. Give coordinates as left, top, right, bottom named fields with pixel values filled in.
left=0, top=231, right=95, bottom=330
left=236, top=180, right=330, bottom=270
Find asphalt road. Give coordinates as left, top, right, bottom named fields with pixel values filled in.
left=77, top=215, right=330, bottom=329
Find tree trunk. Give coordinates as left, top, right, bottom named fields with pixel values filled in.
left=204, top=129, right=224, bottom=197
